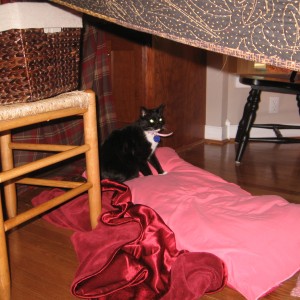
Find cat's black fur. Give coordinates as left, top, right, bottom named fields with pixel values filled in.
left=100, top=104, right=166, bottom=182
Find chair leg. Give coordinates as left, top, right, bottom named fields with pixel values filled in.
left=235, top=88, right=261, bottom=163
left=0, top=194, right=11, bottom=300
left=0, top=132, right=17, bottom=218
left=83, top=90, right=101, bottom=229
left=296, top=94, right=300, bottom=115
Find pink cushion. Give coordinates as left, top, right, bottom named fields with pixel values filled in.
left=126, top=147, right=300, bottom=300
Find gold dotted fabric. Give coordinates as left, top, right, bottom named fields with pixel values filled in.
left=51, top=0, right=300, bottom=71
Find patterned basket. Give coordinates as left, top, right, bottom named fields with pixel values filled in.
left=0, top=27, right=81, bottom=105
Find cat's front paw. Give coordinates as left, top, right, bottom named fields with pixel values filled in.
left=159, top=171, right=168, bottom=175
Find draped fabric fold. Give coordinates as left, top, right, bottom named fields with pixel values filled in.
left=32, top=179, right=227, bottom=299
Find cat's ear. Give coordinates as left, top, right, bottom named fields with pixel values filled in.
left=140, top=106, right=148, bottom=117
left=158, top=104, right=165, bottom=114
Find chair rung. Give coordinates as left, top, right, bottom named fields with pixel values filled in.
left=17, top=177, right=85, bottom=188
left=249, top=137, right=300, bottom=143
left=10, top=143, right=77, bottom=152
left=252, top=124, right=300, bottom=130
left=4, top=182, right=92, bottom=232
left=0, top=145, right=89, bottom=183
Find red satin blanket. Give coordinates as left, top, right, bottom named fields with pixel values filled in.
left=32, top=179, right=227, bottom=299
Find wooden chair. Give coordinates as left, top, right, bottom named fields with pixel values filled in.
left=0, top=90, right=101, bottom=300
left=235, top=71, right=300, bottom=163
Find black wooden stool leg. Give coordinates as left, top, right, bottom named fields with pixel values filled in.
left=235, top=88, right=261, bottom=163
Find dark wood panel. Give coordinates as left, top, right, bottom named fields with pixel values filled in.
left=110, top=50, right=139, bottom=123
left=149, top=37, right=206, bottom=148
left=104, top=24, right=150, bottom=126
left=105, top=23, right=206, bottom=149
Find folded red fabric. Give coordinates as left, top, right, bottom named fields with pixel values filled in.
left=32, top=179, right=227, bottom=299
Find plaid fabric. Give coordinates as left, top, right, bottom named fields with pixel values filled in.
left=80, top=18, right=117, bottom=140
left=1, top=1, right=116, bottom=167
left=12, top=118, right=84, bottom=167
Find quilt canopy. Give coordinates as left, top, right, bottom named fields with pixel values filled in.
left=50, top=0, right=300, bottom=71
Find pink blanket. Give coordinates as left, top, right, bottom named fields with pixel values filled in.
left=125, top=147, right=300, bottom=300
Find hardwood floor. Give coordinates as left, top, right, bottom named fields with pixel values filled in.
left=6, top=142, right=300, bottom=299
left=179, top=142, right=300, bottom=205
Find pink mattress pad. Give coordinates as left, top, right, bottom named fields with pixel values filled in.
left=125, top=147, right=300, bottom=300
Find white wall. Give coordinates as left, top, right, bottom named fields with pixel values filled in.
left=205, top=52, right=300, bottom=141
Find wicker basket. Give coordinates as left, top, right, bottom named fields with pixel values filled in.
left=0, top=27, right=81, bottom=105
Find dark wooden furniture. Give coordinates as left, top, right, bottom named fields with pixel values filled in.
left=235, top=72, right=300, bottom=163
left=104, top=24, right=206, bottom=149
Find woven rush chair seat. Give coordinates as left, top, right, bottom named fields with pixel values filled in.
left=235, top=72, right=300, bottom=163
left=0, top=90, right=101, bottom=300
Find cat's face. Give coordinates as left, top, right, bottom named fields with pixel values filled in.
left=139, top=104, right=165, bottom=131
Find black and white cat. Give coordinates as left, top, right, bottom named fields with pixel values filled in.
left=100, top=104, right=171, bottom=182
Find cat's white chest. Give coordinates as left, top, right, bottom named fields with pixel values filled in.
left=144, top=130, right=159, bottom=154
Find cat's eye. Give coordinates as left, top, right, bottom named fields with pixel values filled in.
left=150, top=119, right=154, bottom=123
left=159, top=118, right=163, bottom=122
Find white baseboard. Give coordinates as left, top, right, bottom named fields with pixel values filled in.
left=205, top=125, right=229, bottom=141
left=205, top=124, right=300, bottom=141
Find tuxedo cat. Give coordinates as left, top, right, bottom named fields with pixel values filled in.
left=100, top=104, right=167, bottom=182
